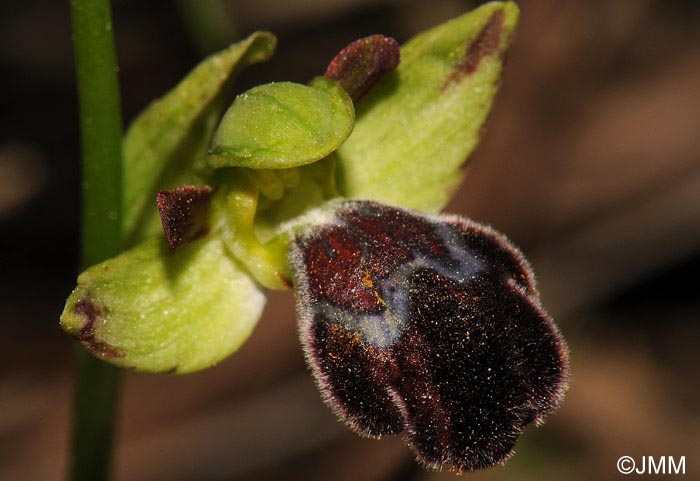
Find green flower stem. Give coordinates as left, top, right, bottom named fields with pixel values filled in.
left=70, top=349, right=122, bottom=481
left=71, top=0, right=123, bottom=265
left=69, top=0, right=124, bottom=480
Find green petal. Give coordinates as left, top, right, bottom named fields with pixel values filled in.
left=123, top=32, right=277, bottom=244
left=207, top=78, right=354, bottom=169
left=60, top=236, right=266, bottom=374
left=336, top=2, right=519, bottom=212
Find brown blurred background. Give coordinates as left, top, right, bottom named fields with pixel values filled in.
left=1, top=0, right=699, bottom=480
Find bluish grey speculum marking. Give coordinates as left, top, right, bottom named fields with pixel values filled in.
left=290, top=200, right=568, bottom=472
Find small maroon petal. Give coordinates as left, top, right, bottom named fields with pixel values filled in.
left=291, top=200, right=568, bottom=472
left=157, top=185, right=214, bottom=252
left=324, top=34, right=400, bottom=101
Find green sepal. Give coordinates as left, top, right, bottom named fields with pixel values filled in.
left=123, top=32, right=277, bottom=244
left=207, top=79, right=354, bottom=169
left=336, top=2, right=519, bottom=212
left=60, top=235, right=266, bottom=374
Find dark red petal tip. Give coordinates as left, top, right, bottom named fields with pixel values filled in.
left=157, top=185, right=214, bottom=252
left=324, top=34, right=400, bottom=101
left=290, top=200, right=568, bottom=472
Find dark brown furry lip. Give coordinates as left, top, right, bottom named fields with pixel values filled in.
left=290, top=200, right=568, bottom=472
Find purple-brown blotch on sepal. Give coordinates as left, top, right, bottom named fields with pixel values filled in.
left=445, top=9, right=507, bottom=88
left=72, top=298, right=124, bottom=359
left=157, top=185, right=214, bottom=252
left=324, top=35, right=400, bottom=102
left=290, top=200, right=568, bottom=472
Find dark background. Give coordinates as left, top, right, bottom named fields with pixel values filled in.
left=1, top=1, right=698, bottom=480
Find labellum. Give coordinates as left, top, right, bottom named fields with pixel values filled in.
left=290, top=200, right=568, bottom=472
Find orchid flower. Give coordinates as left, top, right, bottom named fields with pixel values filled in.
left=61, top=2, right=568, bottom=472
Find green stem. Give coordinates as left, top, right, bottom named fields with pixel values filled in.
left=69, top=0, right=124, bottom=480
left=71, top=349, right=122, bottom=481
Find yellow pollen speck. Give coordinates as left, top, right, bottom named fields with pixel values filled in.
left=361, top=271, right=374, bottom=287
left=374, top=290, right=386, bottom=305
